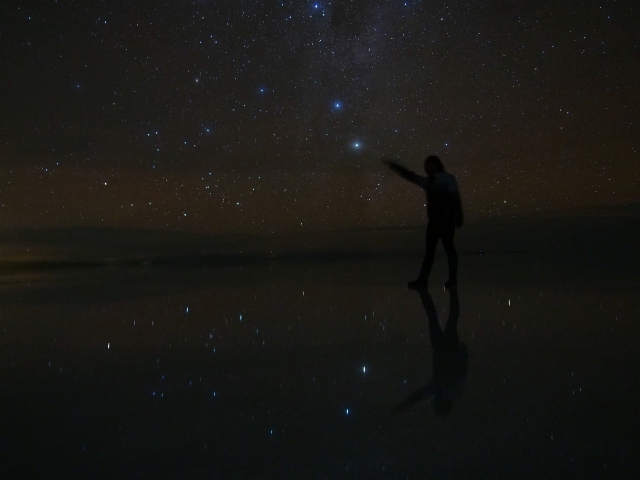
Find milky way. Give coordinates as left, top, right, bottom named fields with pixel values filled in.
left=1, top=1, right=638, bottom=232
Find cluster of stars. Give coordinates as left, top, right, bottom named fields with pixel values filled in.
left=0, top=0, right=636, bottom=230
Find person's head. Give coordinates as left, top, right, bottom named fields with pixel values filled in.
left=424, top=155, right=444, bottom=176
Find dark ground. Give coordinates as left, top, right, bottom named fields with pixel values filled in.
left=1, top=206, right=639, bottom=478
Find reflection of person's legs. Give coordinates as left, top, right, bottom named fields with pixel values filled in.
left=419, top=222, right=439, bottom=280
left=441, top=223, right=458, bottom=283
left=444, top=288, right=460, bottom=345
left=418, top=289, right=444, bottom=350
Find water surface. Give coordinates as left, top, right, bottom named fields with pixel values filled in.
left=1, top=211, right=639, bottom=477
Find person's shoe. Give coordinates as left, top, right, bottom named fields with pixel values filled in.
left=408, top=277, right=428, bottom=290
left=444, top=279, right=457, bottom=289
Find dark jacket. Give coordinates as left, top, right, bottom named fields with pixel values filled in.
left=387, top=163, right=463, bottom=226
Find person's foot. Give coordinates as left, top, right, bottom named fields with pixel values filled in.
left=408, top=277, right=428, bottom=290
left=444, top=279, right=457, bottom=289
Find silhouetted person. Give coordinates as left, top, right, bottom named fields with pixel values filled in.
left=383, top=156, right=463, bottom=288
left=397, top=286, right=467, bottom=416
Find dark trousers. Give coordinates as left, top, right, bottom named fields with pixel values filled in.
left=419, top=221, right=457, bottom=281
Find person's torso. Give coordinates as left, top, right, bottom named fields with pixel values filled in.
left=426, top=172, right=457, bottom=221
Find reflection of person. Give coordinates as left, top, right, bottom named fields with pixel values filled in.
left=397, top=286, right=467, bottom=416
left=383, top=156, right=463, bottom=288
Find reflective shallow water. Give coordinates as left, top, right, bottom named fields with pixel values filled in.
left=1, top=214, right=639, bottom=477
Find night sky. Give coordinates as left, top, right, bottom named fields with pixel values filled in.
left=1, top=0, right=638, bottom=234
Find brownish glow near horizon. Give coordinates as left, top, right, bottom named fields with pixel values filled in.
left=1, top=1, right=638, bottom=234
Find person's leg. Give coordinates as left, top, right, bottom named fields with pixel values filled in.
left=418, top=222, right=439, bottom=281
left=441, top=222, right=458, bottom=285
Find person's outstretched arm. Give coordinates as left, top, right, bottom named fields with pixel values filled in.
left=382, top=158, right=425, bottom=186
